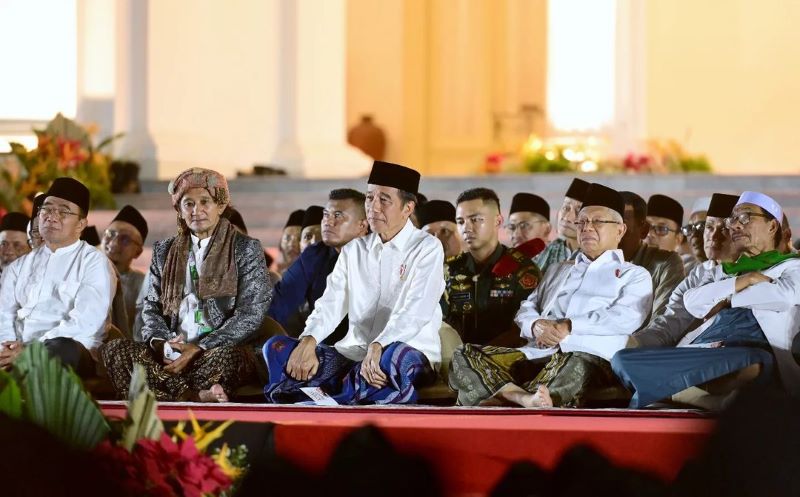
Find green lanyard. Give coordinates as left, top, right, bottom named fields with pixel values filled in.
left=188, top=247, right=214, bottom=337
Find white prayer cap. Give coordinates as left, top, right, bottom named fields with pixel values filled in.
left=690, top=197, right=712, bottom=216
left=736, top=191, right=783, bottom=222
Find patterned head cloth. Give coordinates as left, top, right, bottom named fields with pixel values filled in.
left=167, top=168, right=230, bottom=210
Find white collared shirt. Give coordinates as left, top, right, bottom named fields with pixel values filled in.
left=515, top=249, right=653, bottom=361
left=0, top=240, right=116, bottom=350
left=636, top=259, right=720, bottom=347
left=177, top=234, right=211, bottom=343
left=301, top=219, right=445, bottom=366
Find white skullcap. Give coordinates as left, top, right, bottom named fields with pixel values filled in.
left=736, top=191, right=783, bottom=222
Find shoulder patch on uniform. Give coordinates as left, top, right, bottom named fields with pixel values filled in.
left=492, top=251, right=520, bottom=277
left=518, top=267, right=540, bottom=290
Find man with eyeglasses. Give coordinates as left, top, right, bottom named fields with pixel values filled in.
left=533, top=178, right=590, bottom=273
left=625, top=193, right=739, bottom=350
left=506, top=193, right=551, bottom=252
left=449, top=183, right=652, bottom=408
left=268, top=188, right=369, bottom=344
left=614, top=191, right=800, bottom=409
left=645, top=194, right=685, bottom=254
left=618, top=192, right=684, bottom=322
left=102, top=205, right=149, bottom=332
left=679, top=197, right=712, bottom=274
left=443, top=188, right=542, bottom=347
left=0, top=213, right=32, bottom=278
left=0, top=178, right=116, bottom=376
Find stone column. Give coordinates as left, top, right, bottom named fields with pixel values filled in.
left=76, top=0, right=116, bottom=140
left=271, top=0, right=371, bottom=178
left=113, top=0, right=157, bottom=179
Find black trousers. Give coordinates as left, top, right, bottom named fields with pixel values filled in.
left=43, top=337, right=95, bottom=377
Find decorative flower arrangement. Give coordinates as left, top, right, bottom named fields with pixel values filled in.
left=0, top=343, right=248, bottom=496
left=489, top=133, right=714, bottom=175
left=1, top=113, right=117, bottom=212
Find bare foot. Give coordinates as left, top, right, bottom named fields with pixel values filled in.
left=198, top=384, right=229, bottom=403
left=519, top=385, right=553, bottom=408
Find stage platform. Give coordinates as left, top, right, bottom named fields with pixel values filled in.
left=100, top=402, right=716, bottom=496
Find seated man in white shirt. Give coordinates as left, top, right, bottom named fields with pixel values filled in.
left=448, top=183, right=653, bottom=408
left=613, top=192, right=800, bottom=409
left=0, top=178, right=116, bottom=376
left=263, top=161, right=444, bottom=404
left=627, top=193, right=740, bottom=349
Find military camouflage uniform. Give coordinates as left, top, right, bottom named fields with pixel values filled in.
left=444, top=243, right=541, bottom=345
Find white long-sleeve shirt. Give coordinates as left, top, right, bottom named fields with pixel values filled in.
left=515, top=249, right=653, bottom=361
left=300, top=219, right=445, bottom=367
left=177, top=234, right=211, bottom=343
left=0, top=240, right=116, bottom=350
left=635, top=259, right=720, bottom=347
left=681, top=258, right=800, bottom=392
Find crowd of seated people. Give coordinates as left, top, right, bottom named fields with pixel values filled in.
left=0, top=162, right=798, bottom=410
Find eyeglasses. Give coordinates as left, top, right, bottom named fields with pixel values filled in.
left=724, top=212, right=770, bottom=229
left=38, top=206, right=79, bottom=221
left=648, top=224, right=679, bottom=237
left=505, top=220, right=547, bottom=232
left=575, top=219, right=620, bottom=231
left=681, top=221, right=706, bottom=237
left=103, top=229, right=141, bottom=247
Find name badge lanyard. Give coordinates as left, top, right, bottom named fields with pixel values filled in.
left=188, top=248, right=213, bottom=338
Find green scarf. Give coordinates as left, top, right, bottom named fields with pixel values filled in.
left=722, top=250, right=800, bottom=276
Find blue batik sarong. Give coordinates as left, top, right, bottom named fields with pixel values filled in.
left=612, top=307, right=775, bottom=408
left=263, top=335, right=435, bottom=405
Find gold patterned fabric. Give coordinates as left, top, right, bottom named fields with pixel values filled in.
left=450, top=344, right=621, bottom=407
left=101, top=338, right=257, bottom=401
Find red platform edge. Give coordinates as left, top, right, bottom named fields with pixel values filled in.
left=100, top=402, right=716, bottom=497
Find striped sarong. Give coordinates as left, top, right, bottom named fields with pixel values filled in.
left=263, top=336, right=434, bottom=405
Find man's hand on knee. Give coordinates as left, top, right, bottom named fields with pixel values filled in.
left=286, top=336, right=319, bottom=382
left=360, top=342, right=387, bottom=388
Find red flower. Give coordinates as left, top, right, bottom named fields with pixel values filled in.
left=93, top=434, right=232, bottom=497
left=55, top=137, right=89, bottom=170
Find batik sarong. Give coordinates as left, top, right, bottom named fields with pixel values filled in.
left=263, top=335, right=435, bottom=405
left=450, top=344, right=622, bottom=407
left=101, top=338, right=258, bottom=401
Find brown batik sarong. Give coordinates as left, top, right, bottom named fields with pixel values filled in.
left=449, top=344, right=528, bottom=406
left=101, top=338, right=257, bottom=401
left=450, top=344, right=619, bottom=407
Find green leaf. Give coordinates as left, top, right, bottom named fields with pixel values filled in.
left=95, top=132, right=125, bottom=152
left=0, top=369, right=22, bottom=419
left=14, top=342, right=109, bottom=450
left=120, top=364, right=163, bottom=451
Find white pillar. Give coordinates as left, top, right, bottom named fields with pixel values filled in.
left=114, top=0, right=157, bottom=179
left=76, top=0, right=116, bottom=140
left=271, top=0, right=372, bottom=178
left=611, top=0, right=647, bottom=155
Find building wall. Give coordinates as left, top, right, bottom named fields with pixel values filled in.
left=147, top=0, right=281, bottom=179
left=646, top=0, right=800, bottom=174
